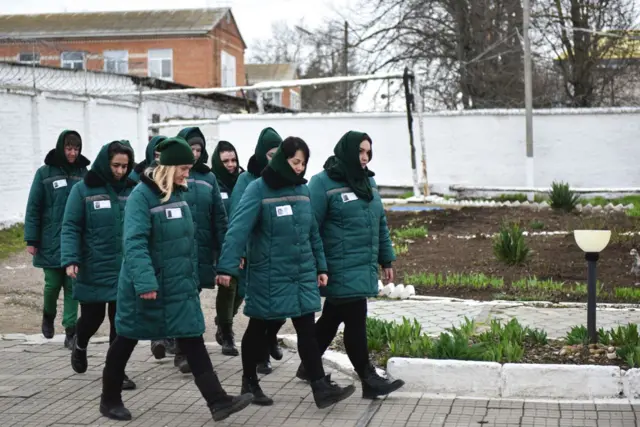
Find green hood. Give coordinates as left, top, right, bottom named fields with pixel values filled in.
left=146, top=136, right=167, bottom=165
left=266, top=143, right=307, bottom=186
left=247, top=127, right=283, bottom=176
left=91, top=141, right=135, bottom=192
left=212, top=140, right=242, bottom=191
left=177, top=127, right=209, bottom=171
left=53, top=129, right=89, bottom=172
left=323, top=131, right=374, bottom=201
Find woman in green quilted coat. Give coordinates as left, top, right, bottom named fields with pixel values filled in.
left=216, top=137, right=355, bottom=409
left=211, top=140, right=245, bottom=356
left=61, top=141, right=137, bottom=391
left=128, top=135, right=165, bottom=183
left=99, top=137, right=253, bottom=422
left=24, top=130, right=90, bottom=349
left=226, top=127, right=285, bottom=373
left=298, top=130, right=405, bottom=399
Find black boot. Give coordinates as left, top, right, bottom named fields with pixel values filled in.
left=194, top=371, right=253, bottom=422
left=295, top=363, right=310, bottom=382
left=269, top=339, right=283, bottom=361
left=220, top=324, right=239, bottom=357
left=70, top=336, right=87, bottom=374
left=64, top=326, right=76, bottom=350
left=122, top=374, right=137, bottom=391
left=311, top=375, right=356, bottom=409
left=241, top=376, right=273, bottom=406
left=215, top=322, right=223, bottom=346
left=360, top=364, right=405, bottom=399
left=174, top=354, right=191, bottom=374
left=41, top=312, right=54, bottom=339
left=150, top=340, right=166, bottom=360
left=165, top=338, right=177, bottom=355
left=99, top=398, right=132, bottom=421
left=256, top=358, right=272, bottom=375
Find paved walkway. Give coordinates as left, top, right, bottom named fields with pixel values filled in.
left=1, top=339, right=640, bottom=427
left=368, top=298, right=640, bottom=339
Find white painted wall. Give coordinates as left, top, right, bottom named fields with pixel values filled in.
left=215, top=108, right=640, bottom=193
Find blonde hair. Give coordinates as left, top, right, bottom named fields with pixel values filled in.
left=144, top=165, right=187, bottom=203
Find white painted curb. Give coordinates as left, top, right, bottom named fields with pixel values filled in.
left=385, top=357, right=629, bottom=399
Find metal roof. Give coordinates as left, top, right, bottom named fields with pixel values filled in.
left=245, top=63, right=298, bottom=83
left=0, top=8, right=231, bottom=39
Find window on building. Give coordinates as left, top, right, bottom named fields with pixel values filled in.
left=61, top=51, right=85, bottom=70
left=262, top=89, right=283, bottom=106
left=104, top=50, right=128, bottom=74
left=17, top=52, right=40, bottom=65
left=290, top=90, right=301, bottom=110
left=148, top=49, right=173, bottom=81
left=220, top=50, right=236, bottom=88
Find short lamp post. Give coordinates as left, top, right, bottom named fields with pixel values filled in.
left=574, top=230, right=611, bottom=344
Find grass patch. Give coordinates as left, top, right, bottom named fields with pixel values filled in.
left=398, top=191, right=414, bottom=199
left=582, top=195, right=640, bottom=208
left=393, top=226, right=428, bottom=240
left=0, top=223, right=24, bottom=261
left=405, top=272, right=504, bottom=290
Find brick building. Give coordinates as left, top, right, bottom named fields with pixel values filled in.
left=0, top=8, right=246, bottom=89
left=245, top=63, right=301, bottom=110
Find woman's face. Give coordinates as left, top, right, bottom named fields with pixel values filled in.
left=174, top=165, right=192, bottom=185
left=266, top=147, right=278, bottom=161
left=110, top=153, right=129, bottom=181
left=359, top=140, right=372, bottom=169
left=287, top=149, right=307, bottom=176
left=220, top=150, right=238, bottom=173
left=191, top=145, right=202, bottom=162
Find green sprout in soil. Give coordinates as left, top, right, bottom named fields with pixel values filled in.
left=493, top=222, right=530, bottom=265
left=393, top=226, right=428, bottom=240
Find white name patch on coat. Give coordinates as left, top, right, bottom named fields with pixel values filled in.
left=276, top=205, right=293, bottom=217
left=52, top=179, right=68, bottom=189
left=93, top=200, right=111, bottom=210
left=220, top=192, right=229, bottom=200
left=341, top=192, right=358, bottom=203
left=166, top=208, right=183, bottom=219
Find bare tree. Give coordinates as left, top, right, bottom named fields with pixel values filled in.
left=532, top=0, right=640, bottom=107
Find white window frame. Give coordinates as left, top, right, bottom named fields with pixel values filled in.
left=290, top=90, right=301, bottom=110
left=220, top=50, right=236, bottom=88
left=148, top=49, right=173, bottom=81
left=104, top=50, right=129, bottom=74
left=61, top=51, right=86, bottom=70
left=262, top=89, right=283, bottom=106
left=17, top=52, right=40, bottom=65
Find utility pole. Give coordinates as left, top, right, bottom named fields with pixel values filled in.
left=523, top=0, right=534, bottom=200
left=343, top=20, right=349, bottom=111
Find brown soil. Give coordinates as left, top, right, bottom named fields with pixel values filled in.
left=387, top=207, right=640, bottom=302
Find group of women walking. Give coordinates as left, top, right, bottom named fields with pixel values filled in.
left=24, top=125, right=405, bottom=423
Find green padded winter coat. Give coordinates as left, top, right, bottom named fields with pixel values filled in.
left=308, top=171, right=395, bottom=299
left=60, top=141, right=136, bottom=303
left=177, top=127, right=228, bottom=289
left=217, top=176, right=328, bottom=321
left=24, top=130, right=90, bottom=269
left=115, top=171, right=204, bottom=341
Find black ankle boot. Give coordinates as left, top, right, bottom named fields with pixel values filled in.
left=256, top=359, right=272, bottom=375
left=70, top=336, right=87, bottom=374
left=150, top=340, right=166, bottom=360
left=241, top=376, right=273, bottom=406
left=269, top=340, right=283, bottom=361
left=99, top=397, right=132, bottom=421
left=220, top=324, right=239, bottom=356
left=295, top=363, right=310, bottom=382
left=174, top=354, right=191, bottom=374
left=194, top=371, right=254, bottom=421
left=41, top=312, right=54, bottom=339
left=311, top=375, right=356, bottom=409
left=215, top=323, right=223, bottom=346
left=360, top=365, right=405, bottom=399
left=122, top=374, right=137, bottom=391
left=64, top=326, right=76, bottom=350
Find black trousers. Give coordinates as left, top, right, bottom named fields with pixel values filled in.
left=76, top=301, right=116, bottom=349
left=261, top=319, right=285, bottom=361
left=315, top=298, right=370, bottom=377
left=242, top=314, right=324, bottom=381
left=102, top=335, right=219, bottom=404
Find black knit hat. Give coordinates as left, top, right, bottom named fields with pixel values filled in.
left=156, top=137, right=195, bottom=166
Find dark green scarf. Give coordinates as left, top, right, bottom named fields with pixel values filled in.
left=92, top=141, right=134, bottom=193
left=177, top=127, right=209, bottom=173
left=324, top=131, right=374, bottom=201
left=266, top=144, right=307, bottom=186
left=212, top=140, right=241, bottom=190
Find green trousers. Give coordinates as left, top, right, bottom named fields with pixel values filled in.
left=215, top=278, right=243, bottom=326
left=43, top=268, right=78, bottom=329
